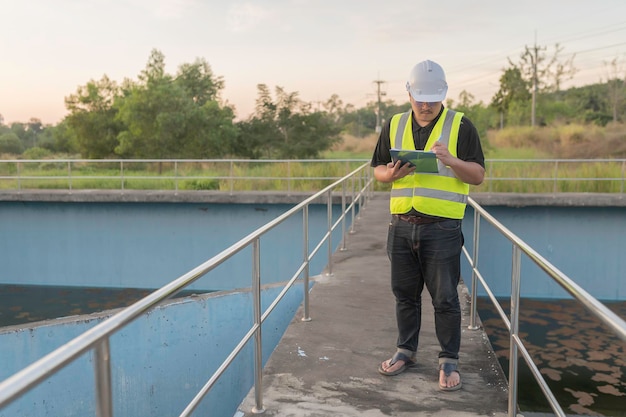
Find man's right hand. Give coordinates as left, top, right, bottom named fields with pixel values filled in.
left=374, top=161, right=416, bottom=183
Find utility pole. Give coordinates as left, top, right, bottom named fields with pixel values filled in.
left=531, top=32, right=543, bottom=127
left=373, top=78, right=386, bottom=133
left=531, top=44, right=538, bottom=127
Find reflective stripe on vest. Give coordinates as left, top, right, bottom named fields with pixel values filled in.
left=389, top=108, right=469, bottom=219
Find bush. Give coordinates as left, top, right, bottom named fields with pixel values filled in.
left=180, top=179, right=220, bottom=190
left=22, top=147, right=52, bottom=159
left=0, top=133, right=24, bottom=154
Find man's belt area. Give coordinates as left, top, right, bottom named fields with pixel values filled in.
left=393, top=214, right=443, bottom=225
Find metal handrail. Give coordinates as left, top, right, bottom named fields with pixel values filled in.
left=463, top=196, right=626, bottom=417
left=0, top=163, right=374, bottom=416
left=0, top=159, right=369, bottom=193
left=0, top=158, right=625, bottom=193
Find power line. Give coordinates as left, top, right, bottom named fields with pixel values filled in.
left=365, top=21, right=626, bottom=109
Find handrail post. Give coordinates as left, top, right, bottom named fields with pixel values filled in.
left=17, top=161, right=21, bottom=190
left=67, top=161, right=72, bottom=191
left=325, top=189, right=333, bottom=276
left=553, top=160, right=559, bottom=193
left=357, top=171, right=363, bottom=219
left=174, top=161, right=178, bottom=192
left=349, top=175, right=356, bottom=234
left=120, top=161, right=124, bottom=191
left=229, top=160, right=234, bottom=195
left=468, top=207, right=480, bottom=330
left=340, top=182, right=347, bottom=251
left=287, top=161, right=291, bottom=194
left=251, top=238, right=265, bottom=414
left=94, top=339, right=113, bottom=417
left=302, top=206, right=311, bottom=322
left=508, top=245, right=522, bottom=417
left=619, top=160, right=626, bottom=194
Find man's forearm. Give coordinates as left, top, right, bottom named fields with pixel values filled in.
left=447, top=160, right=485, bottom=185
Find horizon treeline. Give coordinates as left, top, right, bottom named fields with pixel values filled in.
left=1, top=47, right=625, bottom=160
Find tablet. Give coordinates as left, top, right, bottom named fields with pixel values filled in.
left=390, top=149, right=439, bottom=173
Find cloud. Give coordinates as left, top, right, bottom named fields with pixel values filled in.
left=227, top=3, right=271, bottom=33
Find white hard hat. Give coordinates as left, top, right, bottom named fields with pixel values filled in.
left=406, top=60, right=448, bottom=102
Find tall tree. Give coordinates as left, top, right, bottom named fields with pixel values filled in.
left=233, top=85, right=341, bottom=159
left=512, top=43, right=576, bottom=126
left=116, top=49, right=237, bottom=158
left=64, top=75, right=123, bottom=158
left=491, top=67, right=531, bottom=128
left=0, top=132, right=24, bottom=154
left=177, top=59, right=224, bottom=105
left=603, top=57, right=626, bottom=123
left=50, top=120, right=79, bottom=154
left=116, top=49, right=175, bottom=158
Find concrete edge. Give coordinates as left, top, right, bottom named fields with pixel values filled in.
left=0, top=190, right=343, bottom=204
left=1, top=190, right=624, bottom=206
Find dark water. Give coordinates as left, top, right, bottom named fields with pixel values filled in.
left=3, top=286, right=624, bottom=415
left=0, top=284, right=210, bottom=328
left=477, top=297, right=626, bottom=417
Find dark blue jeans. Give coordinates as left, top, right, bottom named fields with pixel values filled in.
left=386, top=216, right=463, bottom=361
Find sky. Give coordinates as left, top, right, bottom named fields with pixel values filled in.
left=1, top=0, right=626, bottom=126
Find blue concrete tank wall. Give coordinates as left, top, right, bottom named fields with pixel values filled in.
left=461, top=205, right=626, bottom=301
left=0, top=284, right=303, bottom=417
left=2, top=199, right=622, bottom=300
left=0, top=202, right=345, bottom=291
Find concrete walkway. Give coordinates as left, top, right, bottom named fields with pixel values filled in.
left=238, top=193, right=511, bottom=417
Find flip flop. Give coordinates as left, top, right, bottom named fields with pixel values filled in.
left=378, top=352, right=417, bottom=376
left=439, top=362, right=462, bottom=391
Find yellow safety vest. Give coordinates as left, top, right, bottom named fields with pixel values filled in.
left=389, top=108, right=469, bottom=219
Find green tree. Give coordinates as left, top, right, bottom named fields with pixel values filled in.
left=491, top=67, right=531, bottom=128
left=8, top=122, right=33, bottom=150
left=50, top=120, right=79, bottom=154
left=36, top=125, right=56, bottom=151
left=232, top=117, right=280, bottom=158
left=447, top=91, right=498, bottom=140
left=234, top=84, right=341, bottom=159
left=340, top=105, right=378, bottom=137
left=4, top=121, right=44, bottom=150
left=64, top=75, right=123, bottom=158
left=322, top=94, right=345, bottom=123
left=116, top=49, right=236, bottom=158
left=561, top=84, right=612, bottom=125
left=174, top=59, right=237, bottom=158
left=0, top=132, right=24, bottom=154
left=177, top=59, right=223, bottom=105
left=506, top=100, right=532, bottom=126
left=24, top=118, right=43, bottom=148
left=115, top=50, right=175, bottom=158
left=340, top=99, right=410, bottom=138
left=177, top=100, right=238, bottom=158
left=512, top=43, right=576, bottom=126
left=603, top=58, right=626, bottom=123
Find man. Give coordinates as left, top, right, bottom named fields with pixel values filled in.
left=370, top=59, right=485, bottom=391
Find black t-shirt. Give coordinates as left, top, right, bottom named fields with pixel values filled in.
left=370, top=107, right=485, bottom=168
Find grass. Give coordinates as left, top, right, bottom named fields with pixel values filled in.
left=1, top=124, right=625, bottom=193
left=0, top=159, right=369, bottom=192
left=323, top=133, right=377, bottom=160
left=485, top=122, right=626, bottom=159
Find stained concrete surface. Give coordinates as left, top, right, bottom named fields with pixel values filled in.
left=238, top=194, right=511, bottom=417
